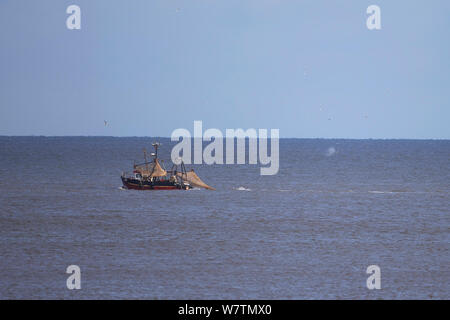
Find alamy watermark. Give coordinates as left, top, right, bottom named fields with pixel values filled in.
left=171, top=121, right=279, bottom=175
left=66, top=265, right=81, bottom=290
left=65, top=4, right=382, bottom=32
left=66, top=5, right=81, bottom=30
left=366, top=265, right=381, bottom=290
left=366, top=5, right=381, bottom=30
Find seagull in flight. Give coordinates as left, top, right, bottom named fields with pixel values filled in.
left=104, top=120, right=108, bottom=126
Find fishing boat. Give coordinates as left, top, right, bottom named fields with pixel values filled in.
left=121, top=143, right=215, bottom=191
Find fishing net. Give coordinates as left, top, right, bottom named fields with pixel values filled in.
left=176, top=170, right=215, bottom=190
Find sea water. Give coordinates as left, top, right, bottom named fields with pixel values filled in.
left=0, top=137, right=448, bottom=299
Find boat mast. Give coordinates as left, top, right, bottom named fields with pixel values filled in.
left=148, top=142, right=160, bottom=178
left=143, top=148, right=149, bottom=172
left=152, top=142, right=159, bottom=159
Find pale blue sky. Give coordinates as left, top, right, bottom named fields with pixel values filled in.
left=0, top=0, right=449, bottom=138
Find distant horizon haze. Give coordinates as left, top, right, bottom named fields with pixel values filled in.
left=0, top=135, right=448, bottom=141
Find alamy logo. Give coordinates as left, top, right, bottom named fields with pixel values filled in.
left=366, top=5, right=381, bottom=30
left=171, top=121, right=279, bottom=175
left=66, top=5, right=81, bottom=30
left=66, top=265, right=81, bottom=290
left=366, top=265, right=381, bottom=290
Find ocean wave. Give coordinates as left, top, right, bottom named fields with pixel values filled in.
left=235, top=187, right=251, bottom=191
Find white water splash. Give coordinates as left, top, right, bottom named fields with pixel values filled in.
left=235, top=187, right=251, bottom=191
left=326, top=147, right=336, bottom=157
left=369, top=191, right=395, bottom=194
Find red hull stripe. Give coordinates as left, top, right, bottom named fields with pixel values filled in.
left=123, top=183, right=179, bottom=190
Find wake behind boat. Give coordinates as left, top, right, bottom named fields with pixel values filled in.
left=121, top=143, right=215, bottom=191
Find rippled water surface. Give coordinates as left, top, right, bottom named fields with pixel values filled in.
left=0, top=137, right=448, bottom=299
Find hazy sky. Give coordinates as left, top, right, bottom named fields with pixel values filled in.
left=0, top=0, right=449, bottom=138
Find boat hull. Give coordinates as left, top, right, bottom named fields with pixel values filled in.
left=121, top=176, right=182, bottom=190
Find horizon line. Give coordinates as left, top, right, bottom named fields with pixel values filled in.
left=0, top=135, right=449, bottom=141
